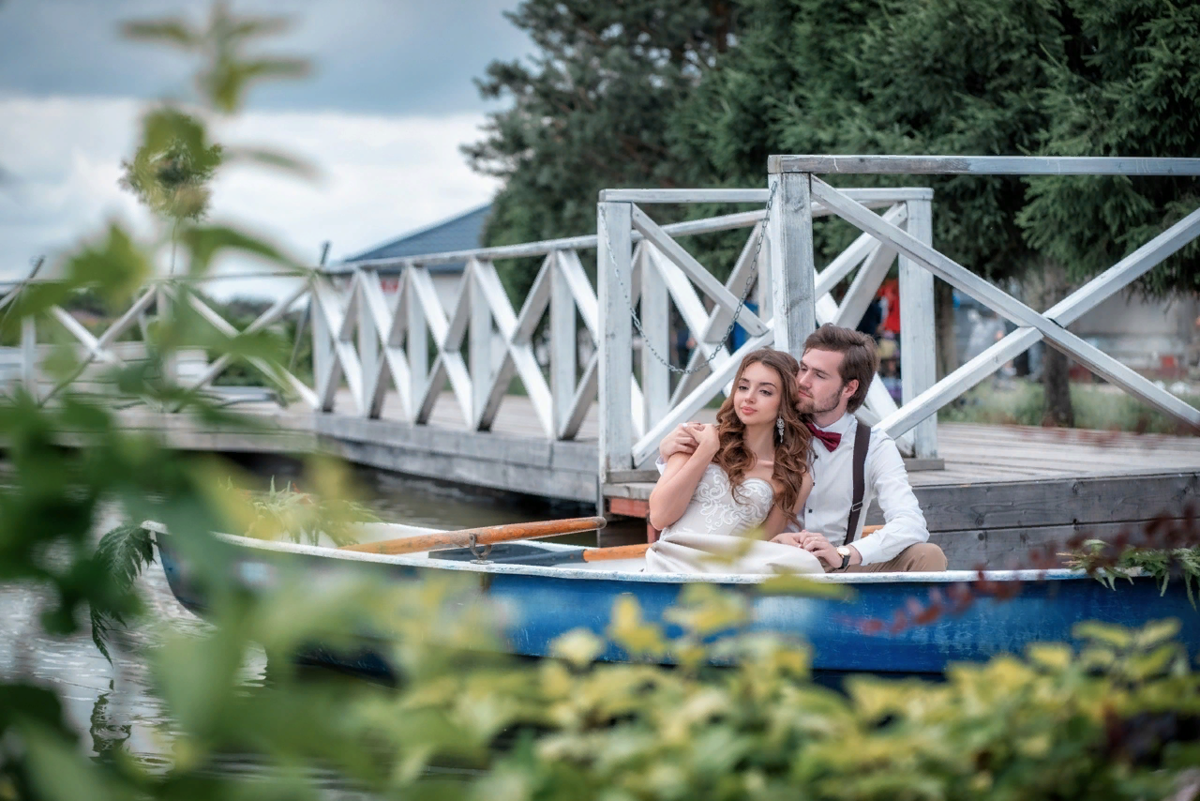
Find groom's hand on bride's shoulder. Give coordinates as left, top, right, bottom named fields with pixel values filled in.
left=659, top=422, right=703, bottom=459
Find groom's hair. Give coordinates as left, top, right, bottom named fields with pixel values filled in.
left=802, top=325, right=879, bottom=413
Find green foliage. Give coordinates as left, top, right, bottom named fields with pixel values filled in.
left=679, top=0, right=1031, bottom=271
left=1017, top=0, right=1200, bottom=296
left=1066, top=539, right=1200, bottom=606
left=63, top=224, right=157, bottom=309
left=89, top=473, right=380, bottom=661
left=0, top=390, right=199, bottom=638
left=119, top=109, right=222, bottom=225
left=178, top=223, right=301, bottom=277
left=73, top=515, right=1200, bottom=800
left=201, top=295, right=314, bottom=388
left=117, top=5, right=314, bottom=279
left=0, top=11, right=339, bottom=794
left=89, top=523, right=155, bottom=662
left=238, top=476, right=378, bottom=546
left=472, top=617, right=1200, bottom=800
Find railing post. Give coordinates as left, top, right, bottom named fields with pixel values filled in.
left=899, top=196, right=938, bottom=458
left=407, top=267, right=427, bottom=417
left=355, top=269, right=378, bottom=418
left=311, top=275, right=333, bottom=409
left=156, top=285, right=176, bottom=385
left=766, top=170, right=817, bottom=355
left=549, top=251, right=576, bottom=437
left=598, top=200, right=633, bottom=482
left=469, top=258, right=492, bottom=425
left=20, top=314, right=36, bottom=398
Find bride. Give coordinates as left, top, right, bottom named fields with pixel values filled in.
left=644, top=348, right=822, bottom=575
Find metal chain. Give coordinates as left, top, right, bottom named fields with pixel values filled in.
left=598, top=181, right=776, bottom=375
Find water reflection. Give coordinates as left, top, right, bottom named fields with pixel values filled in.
left=354, top=465, right=589, bottom=530
left=90, top=681, right=131, bottom=765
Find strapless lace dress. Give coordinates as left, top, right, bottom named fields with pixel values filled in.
left=644, top=464, right=822, bottom=575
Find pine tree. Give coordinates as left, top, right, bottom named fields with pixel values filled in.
left=1018, top=0, right=1200, bottom=296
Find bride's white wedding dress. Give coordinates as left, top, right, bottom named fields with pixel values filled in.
left=644, top=464, right=823, bottom=575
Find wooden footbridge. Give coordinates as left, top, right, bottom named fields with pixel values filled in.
left=6, top=156, right=1200, bottom=568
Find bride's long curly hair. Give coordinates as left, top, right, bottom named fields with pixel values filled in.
left=713, top=348, right=812, bottom=524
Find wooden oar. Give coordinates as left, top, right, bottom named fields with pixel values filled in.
left=578, top=524, right=885, bottom=563
left=339, top=516, right=607, bottom=556
left=582, top=543, right=651, bottom=561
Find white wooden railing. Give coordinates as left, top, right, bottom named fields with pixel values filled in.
left=0, top=277, right=315, bottom=408
left=598, top=157, right=1200, bottom=480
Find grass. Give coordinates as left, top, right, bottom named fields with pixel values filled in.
left=938, top=378, right=1200, bottom=435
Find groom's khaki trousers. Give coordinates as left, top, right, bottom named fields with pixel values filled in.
left=829, top=542, right=948, bottom=573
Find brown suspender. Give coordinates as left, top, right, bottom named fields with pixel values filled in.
left=843, top=421, right=871, bottom=545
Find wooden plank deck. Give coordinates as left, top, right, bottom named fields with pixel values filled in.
left=917, top=423, right=1200, bottom=483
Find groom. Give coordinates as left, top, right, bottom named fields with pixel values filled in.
left=659, top=324, right=947, bottom=572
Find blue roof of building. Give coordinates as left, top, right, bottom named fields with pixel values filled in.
left=344, top=203, right=492, bottom=274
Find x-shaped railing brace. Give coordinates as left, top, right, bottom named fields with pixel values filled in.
left=809, top=177, right=1200, bottom=434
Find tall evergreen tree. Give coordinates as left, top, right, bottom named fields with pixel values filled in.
left=1018, top=0, right=1200, bottom=296
left=1012, top=0, right=1200, bottom=423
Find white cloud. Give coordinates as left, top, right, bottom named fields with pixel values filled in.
left=0, top=94, right=499, bottom=299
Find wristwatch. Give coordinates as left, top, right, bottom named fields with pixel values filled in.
left=836, top=545, right=853, bottom=571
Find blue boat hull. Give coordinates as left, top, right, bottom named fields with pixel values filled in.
left=156, top=534, right=1200, bottom=677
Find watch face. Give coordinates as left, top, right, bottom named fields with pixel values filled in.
left=836, top=546, right=851, bottom=557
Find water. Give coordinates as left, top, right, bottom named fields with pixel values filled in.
left=0, top=462, right=640, bottom=788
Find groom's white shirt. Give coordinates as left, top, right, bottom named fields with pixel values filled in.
left=799, top=412, right=928, bottom=565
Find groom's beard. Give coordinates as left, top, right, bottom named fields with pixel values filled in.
left=797, top=385, right=844, bottom=417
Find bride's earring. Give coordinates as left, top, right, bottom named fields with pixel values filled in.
left=776, top=416, right=785, bottom=442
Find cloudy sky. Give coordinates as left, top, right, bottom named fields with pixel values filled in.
left=0, top=0, right=532, bottom=297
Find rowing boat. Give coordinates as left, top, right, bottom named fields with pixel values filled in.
left=152, top=520, right=1200, bottom=678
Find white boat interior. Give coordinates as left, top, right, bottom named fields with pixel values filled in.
left=152, top=520, right=1086, bottom=587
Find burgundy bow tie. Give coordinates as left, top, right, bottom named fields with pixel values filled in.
left=805, top=421, right=842, bottom=451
